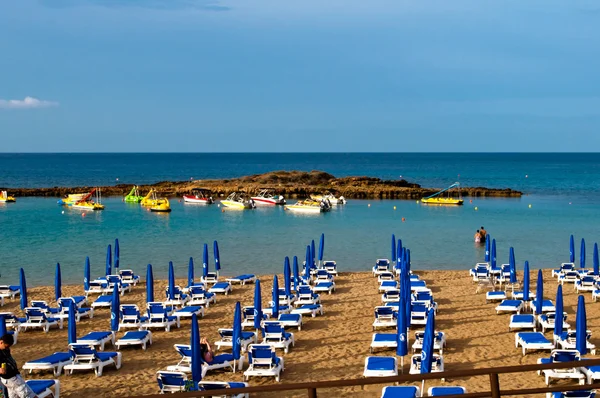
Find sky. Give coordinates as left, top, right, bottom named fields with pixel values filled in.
left=1, top=0, right=600, bottom=152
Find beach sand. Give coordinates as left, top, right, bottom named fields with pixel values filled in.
left=3, top=269, right=597, bottom=397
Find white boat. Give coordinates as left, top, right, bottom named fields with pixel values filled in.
left=311, top=192, right=346, bottom=206
left=221, top=192, right=256, bottom=210
left=251, top=188, right=286, bottom=206
left=183, top=188, right=214, bottom=205
left=284, top=198, right=331, bottom=213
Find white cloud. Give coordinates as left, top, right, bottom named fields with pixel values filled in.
left=0, top=96, right=59, bottom=109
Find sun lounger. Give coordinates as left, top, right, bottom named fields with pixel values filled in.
left=537, top=350, right=586, bottom=386
left=530, top=299, right=556, bottom=314
left=167, top=344, right=237, bottom=375
left=381, top=386, right=420, bottom=398
left=373, top=259, right=390, bottom=276
left=201, top=271, right=219, bottom=285
left=188, top=285, right=217, bottom=307
left=103, top=275, right=132, bottom=296
left=410, top=303, right=428, bottom=325
left=276, top=313, right=302, bottom=330
left=409, top=353, right=444, bottom=374
left=173, top=306, right=205, bottom=322
left=57, top=298, right=94, bottom=322
left=85, top=280, right=109, bottom=297
left=552, top=263, right=575, bottom=278
left=77, top=331, right=116, bottom=351
left=515, top=332, right=555, bottom=355
left=559, top=271, right=580, bottom=285
left=579, top=360, right=600, bottom=385
left=198, top=381, right=249, bottom=398
left=263, top=304, right=291, bottom=317
left=164, top=285, right=191, bottom=307
left=382, top=289, right=400, bottom=303
left=63, top=343, right=122, bottom=376
left=156, top=370, right=189, bottom=393
left=511, top=290, right=536, bottom=300
left=241, top=306, right=269, bottom=330
left=323, top=261, right=338, bottom=276
left=556, top=330, right=596, bottom=354
left=19, top=308, right=63, bottom=332
left=226, top=274, right=257, bottom=285
left=312, top=281, right=335, bottom=294
left=91, top=295, right=114, bottom=309
left=428, top=386, right=467, bottom=396
left=410, top=280, right=428, bottom=293
left=370, top=333, right=397, bottom=353
left=315, top=269, right=334, bottom=283
left=412, top=331, right=446, bottom=354
left=470, top=263, right=490, bottom=279
left=208, top=281, right=232, bottom=295
left=244, top=344, right=284, bottom=382
left=495, top=299, right=523, bottom=314
left=118, top=269, right=140, bottom=285
left=373, top=306, right=397, bottom=331
left=214, top=328, right=257, bottom=352
left=31, top=300, right=61, bottom=315
left=261, top=321, right=295, bottom=354
left=0, top=285, right=20, bottom=300
left=118, top=304, right=148, bottom=331
left=363, top=356, right=398, bottom=377
left=25, top=379, right=60, bottom=398
left=115, top=330, right=153, bottom=350
left=23, top=352, right=73, bottom=377
left=509, top=314, right=537, bottom=332
left=377, top=272, right=395, bottom=283
left=575, top=276, right=597, bottom=293
left=538, top=312, right=570, bottom=333
left=143, top=302, right=180, bottom=332
left=290, top=304, right=323, bottom=318
left=379, top=280, right=398, bottom=293
left=295, top=285, right=321, bottom=306
left=486, top=291, right=507, bottom=303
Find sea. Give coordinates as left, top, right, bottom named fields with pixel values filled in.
left=1, top=152, right=599, bottom=286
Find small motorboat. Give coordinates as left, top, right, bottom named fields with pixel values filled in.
left=60, top=188, right=105, bottom=211
left=141, top=189, right=169, bottom=207
left=284, top=198, right=331, bottom=213
left=150, top=199, right=172, bottom=213
left=221, top=192, right=256, bottom=210
left=0, top=191, right=16, bottom=203
left=311, top=192, right=346, bottom=206
left=421, top=182, right=464, bottom=206
left=251, top=188, right=286, bottom=205
left=183, top=188, right=214, bottom=205
left=124, top=186, right=144, bottom=203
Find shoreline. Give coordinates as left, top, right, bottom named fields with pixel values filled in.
left=1, top=170, right=522, bottom=199
left=5, top=268, right=595, bottom=397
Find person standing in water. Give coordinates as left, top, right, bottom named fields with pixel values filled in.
left=474, top=230, right=481, bottom=243
left=480, top=226, right=487, bottom=242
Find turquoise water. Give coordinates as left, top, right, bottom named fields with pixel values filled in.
left=0, top=193, right=596, bottom=286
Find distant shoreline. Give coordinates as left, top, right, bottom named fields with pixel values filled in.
left=1, top=170, right=522, bottom=199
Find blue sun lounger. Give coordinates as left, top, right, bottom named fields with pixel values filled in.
left=373, top=306, right=397, bottom=330
left=530, top=299, right=555, bottom=314
left=313, top=281, right=335, bottom=294
left=214, top=328, right=257, bottom=352
left=143, top=302, right=180, bottom=332
left=208, top=281, right=232, bottom=295
left=91, top=295, right=113, bottom=308
left=556, top=330, right=596, bottom=354
left=409, top=353, right=444, bottom=374
left=485, top=291, right=506, bottom=303
left=536, top=350, right=585, bottom=386
left=0, top=285, right=20, bottom=301
left=23, top=352, right=73, bottom=376
left=549, top=392, right=596, bottom=398
left=164, top=285, right=191, bottom=307
left=290, top=304, right=323, bottom=318
left=552, top=263, right=575, bottom=278
left=363, top=356, right=398, bottom=377
left=25, top=379, right=60, bottom=398
left=226, top=274, right=257, bottom=285
left=538, top=312, right=570, bottom=333
left=373, top=259, right=390, bottom=276
left=261, top=321, right=295, bottom=354
left=118, top=269, right=140, bottom=285
left=495, top=300, right=523, bottom=314
left=19, top=308, right=63, bottom=332
left=412, top=331, right=446, bottom=354
left=156, top=370, right=188, bottom=393
left=167, top=344, right=237, bottom=376
left=379, top=280, right=398, bottom=293
left=428, top=386, right=467, bottom=396
left=370, top=333, right=397, bottom=353
left=381, top=386, right=420, bottom=398
left=198, top=381, right=250, bottom=398
left=188, top=286, right=217, bottom=307
left=31, top=301, right=61, bottom=315
left=515, top=332, right=555, bottom=355
left=295, top=285, right=321, bottom=306
left=509, top=314, right=537, bottom=332
left=174, top=306, right=205, bottom=321
left=115, top=330, right=153, bottom=350
left=276, top=313, right=302, bottom=330
left=244, top=344, right=284, bottom=382
left=63, top=343, right=122, bottom=376
left=119, top=304, right=148, bottom=331
left=77, top=331, right=116, bottom=351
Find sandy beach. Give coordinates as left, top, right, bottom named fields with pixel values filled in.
left=3, top=268, right=597, bottom=397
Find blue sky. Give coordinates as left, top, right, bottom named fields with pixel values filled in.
left=1, top=0, right=600, bottom=152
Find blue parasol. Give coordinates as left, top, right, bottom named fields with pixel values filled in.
left=272, top=275, right=279, bottom=319
left=311, top=239, right=316, bottom=269
left=114, top=238, right=120, bottom=270
left=576, top=295, right=587, bottom=356
left=391, top=234, right=396, bottom=263
left=491, top=239, right=497, bottom=269
left=535, top=269, right=543, bottom=315
left=20, top=268, right=27, bottom=310
left=485, top=236, right=491, bottom=262
left=188, top=257, right=195, bottom=288
left=293, top=256, right=299, bottom=292
left=581, top=238, right=586, bottom=269
left=84, top=256, right=91, bottom=292
left=305, top=245, right=311, bottom=280
left=396, top=295, right=408, bottom=372
left=406, top=249, right=411, bottom=273
left=146, top=264, right=154, bottom=303
left=55, top=263, right=62, bottom=302
left=168, top=261, right=175, bottom=301
left=203, top=243, right=209, bottom=279
left=554, top=285, right=564, bottom=339
left=190, top=313, right=202, bottom=390
left=0, top=316, right=6, bottom=338
left=111, top=282, right=120, bottom=332
left=420, top=308, right=436, bottom=375
left=509, top=247, right=517, bottom=284
left=570, top=234, right=575, bottom=263
left=106, top=244, right=112, bottom=276
left=213, top=240, right=221, bottom=274
left=284, top=257, right=291, bottom=297
left=253, top=280, right=262, bottom=333
left=594, top=243, right=599, bottom=276
left=397, top=239, right=403, bottom=259
left=318, top=233, right=325, bottom=266
left=232, top=301, right=242, bottom=372
left=68, top=300, right=77, bottom=345
left=523, top=261, right=530, bottom=302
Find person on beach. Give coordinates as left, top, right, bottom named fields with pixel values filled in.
left=0, top=334, right=35, bottom=398
left=480, top=226, right=487, bottom=242
left=200, top=337, right=214, bottom=363
left=474, top=230, right=481, bottom=243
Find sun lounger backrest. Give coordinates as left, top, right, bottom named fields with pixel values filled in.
left=69, top=344, right=100, bottom=362
left=249, top=345, right=276, bottom=367
left=552, top=350, right=579, bottom=363
left=157, top=371, right=187, bottom=391
left=174, top=344, right=192, bottom=363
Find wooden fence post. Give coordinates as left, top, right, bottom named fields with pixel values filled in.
left=490, top=372, right=501, bottom=398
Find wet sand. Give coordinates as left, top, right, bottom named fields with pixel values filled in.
left=3, top=269, right=597, bottom=397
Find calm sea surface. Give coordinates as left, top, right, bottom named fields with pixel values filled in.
left=0, top=153, right=598, bottom=286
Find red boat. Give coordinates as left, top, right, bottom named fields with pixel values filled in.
left=183, top=188, right=214, bottom=205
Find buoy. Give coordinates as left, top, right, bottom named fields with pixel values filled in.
left=569, top=202, right=572, bottom=205
left=82, top=213, right=86, bottom=217
left=416, top=200, right=419, bottom=204
left=469, top=199, right=473, bottom=203
left=525, top=175, right=528, bottom=178
left=116, top=178, right=119, bottom=181
left=393, top=206, right=396, bottom=210
left=528, top=204, right=532, bottom=208
left=61, top=211, right=64, bottom=214
left=221, top=208, right=225, bottom=213
left=475, top=207, right=478, bottom=211
left=368, top=203, right=371, bottom=207
left=402, top=217, right=406, bottom=222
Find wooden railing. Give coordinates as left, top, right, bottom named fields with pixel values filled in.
left=131, top=358, right=600, bottom=397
